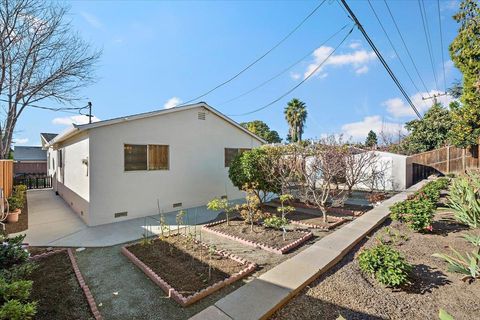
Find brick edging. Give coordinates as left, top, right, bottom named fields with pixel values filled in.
left=270, top=199, right=365, bottom=217
left=289, top=216, right=347, bottom=230
left=67, top=249, right=103, bottom=320
left=30, top=248, right=67, bottom=260
left=203, top=219, right=313, bottom=254
left=122, top=235, right=257, bottom=307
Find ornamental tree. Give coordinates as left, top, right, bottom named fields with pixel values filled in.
left=240, top=120, right=281, bottom=143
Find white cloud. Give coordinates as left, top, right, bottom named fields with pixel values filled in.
left=383, top=90, right=455, bottom=118
left=355, top=65, right=369, bottom=74
left=80, top=11, right=102, bottom=29
left=290, top=72, right=301, bottom=81
left=341, top=115, right=406, bottom=140
left=349, top=41, right=361, bottom=49
left=12, top=138, right=29, bottom=145
left=440, top=0, right=458, bottom=11
left=52, top=115, right=101, bottom=126
left=303, top=46, right=376, bottom=78
left=163, top=97, right=182, bottom=109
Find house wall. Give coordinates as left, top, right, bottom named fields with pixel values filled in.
left=88, top=106, right=262, bottom=226
left=48, top=133, right=90, bottom=224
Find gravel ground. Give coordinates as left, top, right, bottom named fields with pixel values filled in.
left=74, top=222, right=335, bottom=319
left=271, top=209, right=480, bottom=320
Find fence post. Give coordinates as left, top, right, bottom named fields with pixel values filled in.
left=446, top=146, right=450, bottom=173
left=462, top=148, right=466, bottom=171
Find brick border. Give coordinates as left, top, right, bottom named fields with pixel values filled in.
left=289, top=215, right=347, bottom=230
left=122, top=235, right=257, bottom=307
left=203, top=219, right=313, bottom=254
left=270, top=199, right=366, bottom=217
left=29, top=248, right=103, bottom=320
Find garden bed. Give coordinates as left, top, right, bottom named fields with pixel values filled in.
left=4, top=196, right=28, bottom=235
left=122, top=234, right=256, bottom=306
left=270, top=198, right=371, bottom=217
left=28, top=249, right=100, bottom=320
left=271, top=210, right=480, bottom=319
left=289, top=212, right=347, bottom=230
left=203, top=219, right=313, bottom=254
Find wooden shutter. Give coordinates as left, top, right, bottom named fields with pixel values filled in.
left=148, top=145, right=169, bottom=170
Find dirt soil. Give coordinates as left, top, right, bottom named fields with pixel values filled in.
left=127, top=235, right=245, bottom=295
left=289, top=212, right=344, bottom=228
left=272, top=209, right=480, bottom=320
left=28, top=251, right=93, bottom=320
left=4, top=197, right=28, bottom=235
left=208, top=219, right=309, bottom=249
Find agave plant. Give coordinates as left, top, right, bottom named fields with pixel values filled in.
left=432, top=233, right=480, bottom=283
left=447, top=172, right=480, bottom=229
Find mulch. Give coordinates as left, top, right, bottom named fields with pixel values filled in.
left=208, top=219, right=309, bottom=250
left=271, top=210, right=480, bottom=320
left=127, top=236, right=246, bottom=295
left=28, top=250, right=94, bottom=320
left=4, top=197, right=28, bottom=235
left=289, top=212, right=345, bottom=229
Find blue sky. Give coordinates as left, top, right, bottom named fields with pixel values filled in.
left=14, top=0, right=462, bottom=146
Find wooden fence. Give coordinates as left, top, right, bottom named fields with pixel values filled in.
left=0, top=160, right=13, bottom=198
left=406, top=144, right=480, bottom=186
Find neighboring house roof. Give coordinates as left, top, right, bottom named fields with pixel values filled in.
left=40, top=133, right=58, bottom=143
left=48, top=102, right=266, bottom=146
left=13, top=146, right=47, bottom=161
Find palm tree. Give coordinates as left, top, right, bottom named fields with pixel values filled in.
left=284, top=98, right=307, bottom=142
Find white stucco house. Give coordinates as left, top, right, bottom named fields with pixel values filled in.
left=44, top=102, right=264, bottom=226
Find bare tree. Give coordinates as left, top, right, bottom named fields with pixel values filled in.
left=344, top=147, right=378, bottom=192
left=295, top=136, right=348, bottom=223
left=0, top=0, right=100, bottom=158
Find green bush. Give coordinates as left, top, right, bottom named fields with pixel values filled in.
left=418, top=178, right=450, bottom=205
left=7, top=196, right=22, bottom=212
left=0, top=235, right=29, bottom=270
left=448, top=172, right=480, bottom=228
left=0, top=278, right=33, bottom=302
left=358, top=244, right=412, bottom=287
left=0, top=300, right=36, bottom=320
left=390, top=197, right=435, bottom=232
left=263, top=216, right=288, bottom=229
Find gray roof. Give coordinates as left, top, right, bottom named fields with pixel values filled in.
left=40, top=133, right=58, bottom=143
left=13, top=146, right=47, bottom=161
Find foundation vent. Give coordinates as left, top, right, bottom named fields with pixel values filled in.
left=221, top=195, right=228, bottom=200
left=114, top=211, right=128, bottom=218
left=198, top=112, right=206, bottom=120
left=173, top=202, right=182, bottom=208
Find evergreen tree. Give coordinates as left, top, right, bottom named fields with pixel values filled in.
left=240, top=120, right=282, bottom=143
left=365, top=130, right=378, bottom=148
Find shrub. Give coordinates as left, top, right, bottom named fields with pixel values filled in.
left=358, top=244, right=412, bottom=287
left=263, top=216, right=288, bottom=229
left=0, top=235, right=29, bottom=270
left=448, top=172, right=480, bottom=228
left=390, top=197, right=435, bottom=232
left=7, top=196, right=22, bottom=212
left=0, top=278, right=33, bottom=302
left=0, top=300, right=36, bottom=320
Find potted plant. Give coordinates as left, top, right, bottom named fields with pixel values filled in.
left=7, top=196, right=22, bottom=223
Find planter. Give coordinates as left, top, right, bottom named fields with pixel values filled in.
left=7, top=208, right=21, bottom=223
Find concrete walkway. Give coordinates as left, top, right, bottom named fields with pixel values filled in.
left=21, top=189, right=231, bottom=247
left=190, top=181, right=427, bottom=320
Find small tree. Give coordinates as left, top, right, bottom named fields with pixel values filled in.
left=277, top=194, right=295, bottom=240
left=240, top=120, right=282, bottom=143
left=365, top=130, right=378, bottom=148
left=207, top=198, right=235, bottom=226
left=344, top=149, right=378, bottom=192
left=236, top=184, right=265, bottom=232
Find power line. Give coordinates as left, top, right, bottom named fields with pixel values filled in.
left=227, top=26, right=354, bottom=117
left=437, top=0, right=448, bottom=92
left=0, top=98, right=90, bottom=115
left=383, top=0, right=431, bottom=97
left=217, top=23, right=351, bottom=106
left=177, top=0, right=328, bottom=107
left=340, top=0, right=422, bottom=119
left=418, top=0, right=440, bottom=91
left=367, top=0, right=423, bottom=96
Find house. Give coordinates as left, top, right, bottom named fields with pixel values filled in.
left=13, top=146, right=48, bottom=176
left=45, top=102, right=264, bottom=226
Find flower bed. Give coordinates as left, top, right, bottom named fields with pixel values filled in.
left=28, top=248, right=102, bottom=320
left=203, top=219, right=313, bottom=254
left=122, top=234, right=256, bottom=306
left=270, top=198, right=369, bottom=217
left=271, top=210, right=480, bottom=319
left=289, top=212, right=347, bottom=230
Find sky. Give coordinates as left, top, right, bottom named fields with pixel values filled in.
left=13, top=0, right=462, bottom=147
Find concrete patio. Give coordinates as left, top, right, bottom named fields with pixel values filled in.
left=20, top=189, right=228, bottom=247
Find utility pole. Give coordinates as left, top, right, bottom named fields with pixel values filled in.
left=422, top=92, right=447, bottom=105
left=87, top=101, right=93, bottom=124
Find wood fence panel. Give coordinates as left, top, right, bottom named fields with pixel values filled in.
left=0, top=160, right=13, bottom=197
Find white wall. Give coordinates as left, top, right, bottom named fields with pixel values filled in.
left=87, top=106, right=262, bottom=226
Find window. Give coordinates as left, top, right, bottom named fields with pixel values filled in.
left=124, top=144, right=169, bottom=171
left=224, top=148, right=251, bottom=167
left=58, top=149, right=63, bottom=168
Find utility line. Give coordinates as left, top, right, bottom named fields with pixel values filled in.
left=340, top=0, right=422, bottom=118
left=217, top=23, right=351, bottom=106
left=437, top=0, right=448, bottom=92
left=418, top=0, right=439, bottom=91
left=227, top=26, right=354, bottom=117
left=383, top=0, right=431, bottom=97
left=0, top=98, right=89, bottom=115
left=177, top=0, right=328, bottom=107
